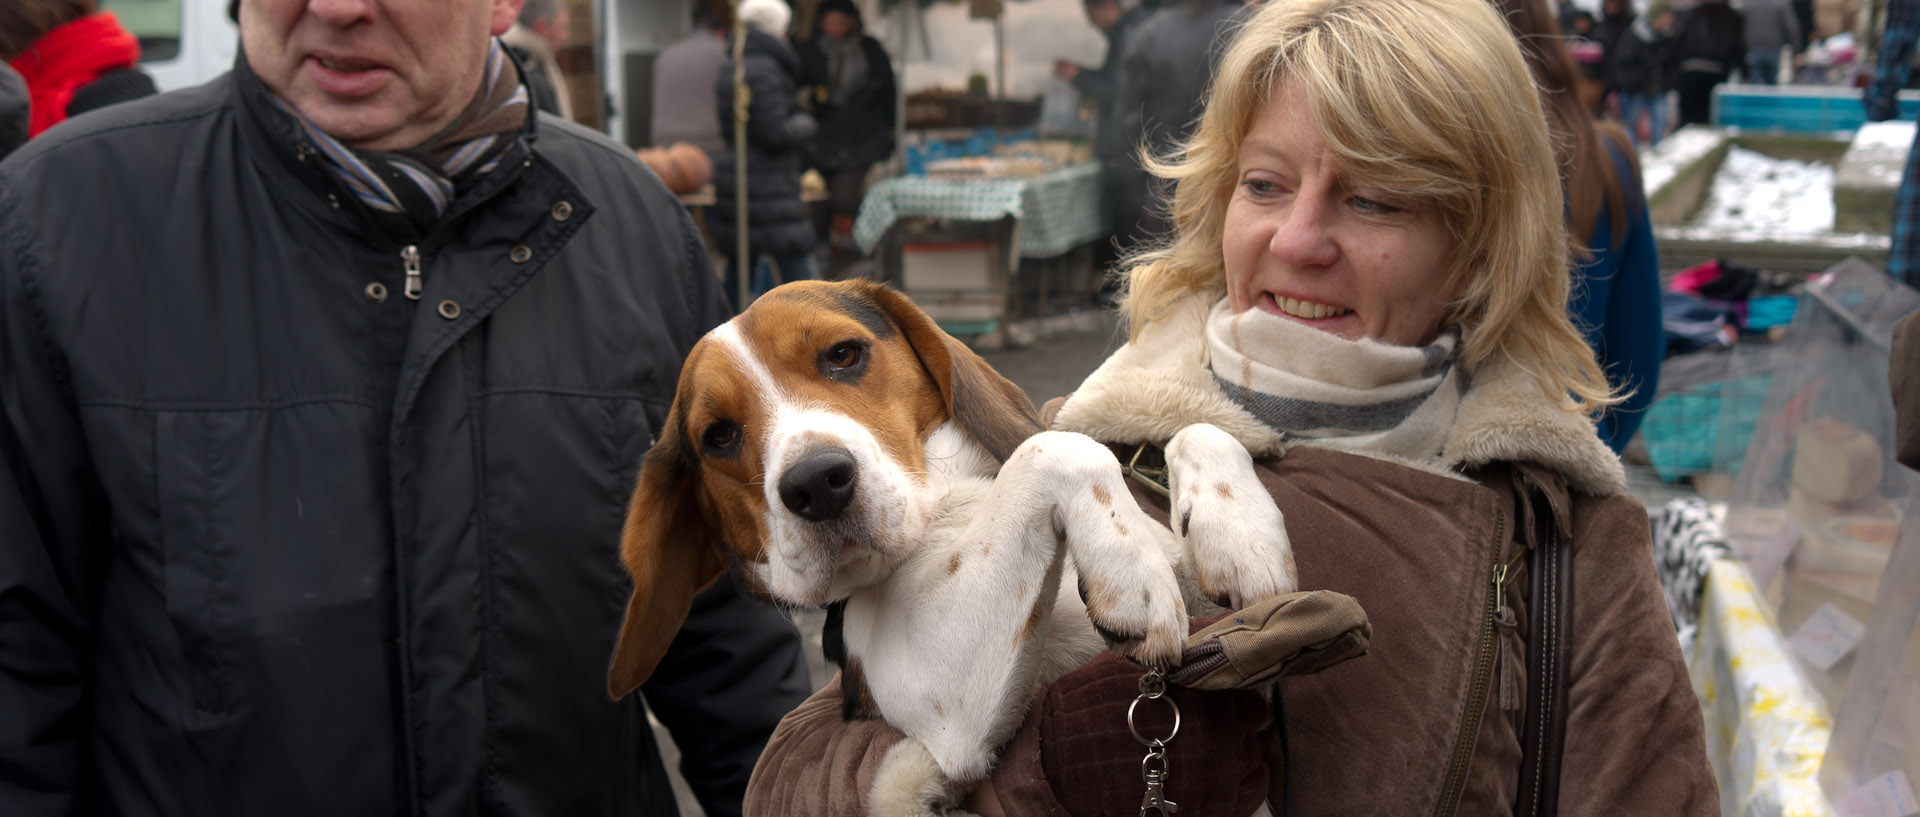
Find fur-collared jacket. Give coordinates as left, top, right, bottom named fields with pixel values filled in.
left=745, top=293, right=1718, bottom=817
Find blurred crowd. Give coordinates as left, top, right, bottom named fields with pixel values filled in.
left=1557, top=0, right=1882, bottom=148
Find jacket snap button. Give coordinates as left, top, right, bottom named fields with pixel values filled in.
left=551, top=201, right=573, bottom=221
left=438, top=300, right=461, bottom=319
left=365, top=282, right=388, bottom=302
left=509, top=245, right=533, bottom=263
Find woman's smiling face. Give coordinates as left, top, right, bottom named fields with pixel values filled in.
left=1223, top=77, right=1463, bottom=347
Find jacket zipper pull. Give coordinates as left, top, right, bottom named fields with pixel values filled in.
left=402, top=245, right=423, bottom=300
left=1491, top=561, right=1525, bottom=712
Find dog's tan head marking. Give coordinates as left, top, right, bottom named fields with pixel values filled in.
left=608, top=279, right=1042, bottom=700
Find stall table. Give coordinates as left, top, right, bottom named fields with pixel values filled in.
left=853, top=161, right=1106, bottom=338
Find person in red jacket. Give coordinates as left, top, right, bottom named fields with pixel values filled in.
left=0, top=0, right=155, bottom=137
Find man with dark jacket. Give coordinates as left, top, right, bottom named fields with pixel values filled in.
left=1670, top=0, right=1744, bottom=126
left=798, top=0, right=895, bottom=257
left=710, top=0, right=819, bottom=311
left=1110, top=0, right=1246, bottom=247
left=0, top=62, right=24, bottom=158
left=0, top=0, right=811, bottom=815
left=1056, top=0, right=1154, bottom=284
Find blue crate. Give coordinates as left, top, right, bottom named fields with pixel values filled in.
left=1714, top=86, right=1920, bottom=132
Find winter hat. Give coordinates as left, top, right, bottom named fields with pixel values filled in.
left=816, top=0, right=865, bottom=26
left=737, top=0, right=792, bottom=37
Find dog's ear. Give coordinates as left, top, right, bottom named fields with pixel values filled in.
left=608, top=422, right=728, bottom=700
left=864, top=281, right=1043, bottom=462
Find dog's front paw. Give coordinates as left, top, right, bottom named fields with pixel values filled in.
left=1166, top=423, right=1297, bottom=610
left=1074, top=523, right=1188, bottom=670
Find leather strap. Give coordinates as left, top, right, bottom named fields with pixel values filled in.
left=1515, top=489, right=1572, bottom=817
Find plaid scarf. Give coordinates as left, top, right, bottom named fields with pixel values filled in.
left=273, top=40, right=529, bottom=240
left=1205, top=298, right=1464, bottom=461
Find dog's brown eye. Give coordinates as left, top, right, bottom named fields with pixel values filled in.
left=824, top=341, right=865, bottom=371
left=703, top=421, right=740, bottom=453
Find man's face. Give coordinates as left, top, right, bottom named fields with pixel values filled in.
left=820, top=10, right=854, bottom=41
left=242, top=0, right=522, bottom=151
left=1085, top=0, right=1122, bottom=31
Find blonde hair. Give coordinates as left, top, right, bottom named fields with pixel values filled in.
left=1120, top=0, right=1617, bottom=415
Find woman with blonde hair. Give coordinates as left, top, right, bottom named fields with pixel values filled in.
left=747, top=0, right=1717, bottom=813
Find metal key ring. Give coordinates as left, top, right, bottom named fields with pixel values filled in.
left=1127, top=693, right=1181, bottom=747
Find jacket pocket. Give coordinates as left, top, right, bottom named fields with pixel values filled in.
left=155, top=410, right=244, bottom=714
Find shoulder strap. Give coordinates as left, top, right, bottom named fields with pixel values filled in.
left=1514, top=487, right=1573, bottom=817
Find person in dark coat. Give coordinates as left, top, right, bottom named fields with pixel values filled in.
left=0, top=0, right=154, bottom=138
left=1669, top=0, right=1744, bottom=127
left=1595, top=0, right=1635, bottom=104
left=1609, top=2, right=1679, bottom=147
left=0, top=0, right=811, bottom=814
left=798, top=0, right=895, bottom=256
left=710, top=0, right=819, bottom=312
left=1109, top=0, right=1247, bottom=249
left=1055, top=0, right=1154, bottom=294
left=0, top=62, right=25, bottom=159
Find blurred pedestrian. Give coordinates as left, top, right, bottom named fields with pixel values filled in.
left=1056, top=0, right=1154, bottom=292
left=0, top=0, right=154, bottom=138
left=0, top=0, right=811, bottom=814
left=709, top=0, right=819, bottom=311
left=1568, top=11, right=1609, bottom=114
left=1669, top=0, right=1744, bottom=126
left=1742, top=0, right=1801, bottom=84
left=1110, top=0, right=1247, bottom=250
left=653, top=10, right=728, bottom=155
left=1865, top=0, right=1918, bottom=288
left=1596, top=0, right=1636, bottom=71
left=0, top=63, right=25, bottom=159
left=1499, top=0, right=1665, bottom=453
left=503, top=0, right=574, bottom=119
left=798, top=0, right=895, bottom=258
left=1609, top=1, right=1679, bottom=148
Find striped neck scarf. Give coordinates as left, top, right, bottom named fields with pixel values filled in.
left=1205, top=297, right=1465, bottom=461
left=273, top=39, right=529, bottom=239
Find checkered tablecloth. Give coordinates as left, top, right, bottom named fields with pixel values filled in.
left=853, top=161, right=1106, bottom=259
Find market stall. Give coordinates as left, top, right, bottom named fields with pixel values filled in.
left=1654, top=259, right=1920, bottom=817
left=852, top=143, right=1104, bottom=341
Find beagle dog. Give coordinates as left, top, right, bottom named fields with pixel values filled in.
left=607, top=279, right=1295, bottom=797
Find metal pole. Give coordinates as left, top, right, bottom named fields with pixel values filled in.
left=994, top=11, right=1006, bottom=130
left=732, top=0, right=752, bottom=310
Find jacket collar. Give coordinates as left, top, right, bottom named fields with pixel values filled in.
left=228, top=48, right=542, bottom=249
left=1053, top=292, right=1627, bottom=495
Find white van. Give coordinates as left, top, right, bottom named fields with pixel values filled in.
left=99, top=0, right=238, bottom=93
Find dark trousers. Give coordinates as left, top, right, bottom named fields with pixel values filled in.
left=1676, top=71, right=1726, bottom=127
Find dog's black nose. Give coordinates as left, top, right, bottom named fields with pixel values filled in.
left=778, top=448, right=858, bottom=521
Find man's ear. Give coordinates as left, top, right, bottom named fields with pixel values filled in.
left=607, top=424, right=728, bottom=699
left=861, top=281, right=1043, bottom=462
left=490, top=0, right=525, bottom=37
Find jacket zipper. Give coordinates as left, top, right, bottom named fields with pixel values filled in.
left=1435, top=510, right=1508, bottom=817
left=402, top=245, right=423, bottom=300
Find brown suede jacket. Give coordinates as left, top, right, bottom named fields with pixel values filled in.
left=746, top=294, right=1718, bottom=816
